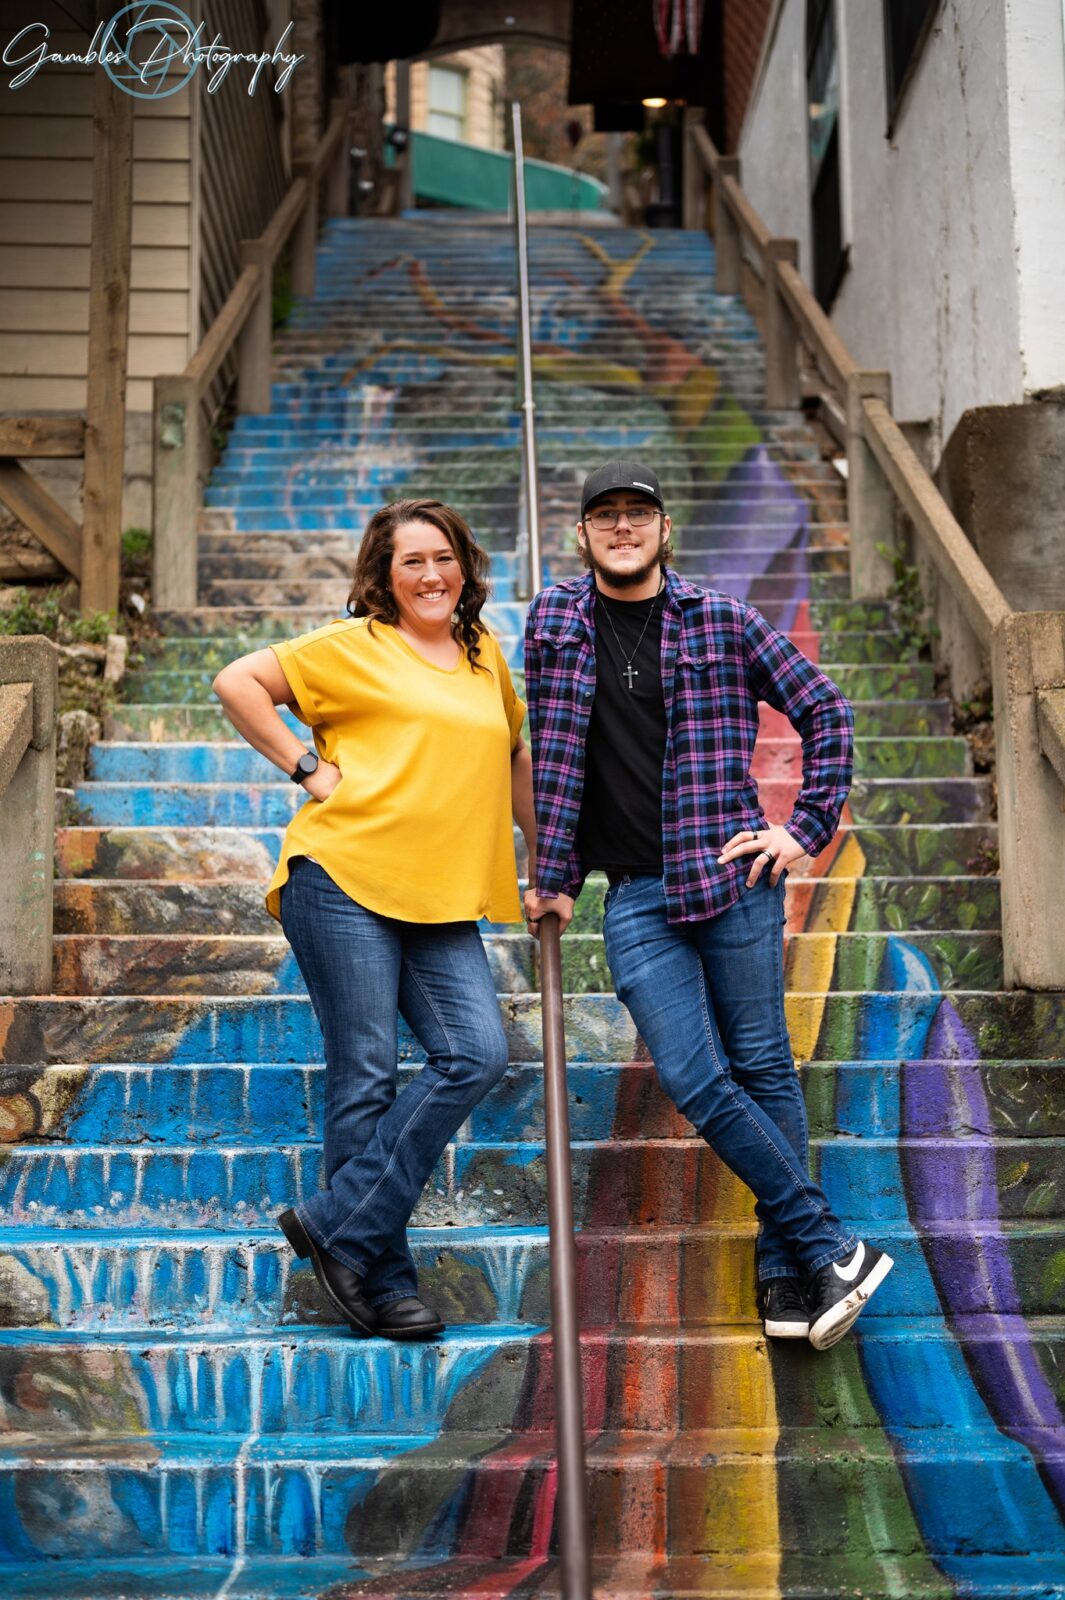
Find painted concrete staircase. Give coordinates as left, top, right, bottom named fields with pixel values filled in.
left=2, top=218, right=1065, bottom=1598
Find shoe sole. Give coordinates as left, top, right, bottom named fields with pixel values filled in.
left=764, top=1320, right=810, bottom=1338
left=808, top=1253, right=894, bottom=1351
left=277, top=1208, right=376, bottom=1339
left=378, top=1321, right=446, bottom=1341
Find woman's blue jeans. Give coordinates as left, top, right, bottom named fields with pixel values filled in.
left=280, top=857, right=508, bottom=1307
left=602, top=873, right=856, bottom=1281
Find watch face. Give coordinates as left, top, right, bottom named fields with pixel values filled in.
left=297, top=752, right=319, bottom=777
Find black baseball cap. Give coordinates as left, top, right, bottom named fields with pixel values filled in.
left=580, top=461, right=664, bottom=520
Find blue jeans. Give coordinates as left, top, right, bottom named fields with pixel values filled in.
left=602, top=873, right=856, bottom=1280
left=280, top=858, right=509, bottom=1306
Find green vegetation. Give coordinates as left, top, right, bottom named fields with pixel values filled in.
left=0, top=585, right=112, bottom=644
left=877, top=542, right=940, bottom=659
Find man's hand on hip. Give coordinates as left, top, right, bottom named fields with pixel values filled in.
left=718, top=825, right=808, bottom=887
left=523, top=889, right=576, bottom=938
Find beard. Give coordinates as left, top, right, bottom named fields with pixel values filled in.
left=583, top=534, right=667, bottom=590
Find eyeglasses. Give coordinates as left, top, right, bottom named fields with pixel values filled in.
left=584, top=506, right=661, bottom=530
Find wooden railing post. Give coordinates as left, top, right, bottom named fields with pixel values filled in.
left=847, top=370, right=896, bottom=599
left=326, top=96, right=351, bottom=218
left=152, top=374, right=201, bottom=609
left=82, top=34, right=133, bottom=618
left=682, top=111, right=706, bottom=230
left=713, top=156, right=742, bottom=293
left=292, top=160, right=319, bottom=298
left=992, top=611, right=1065, bottom=989
left=765, top=239, right=801, bottom=409
left=237, top=245, right=273, bottom=415
left=0, top=635, right=57, bottom=994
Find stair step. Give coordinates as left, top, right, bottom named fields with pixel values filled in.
left=86, top=738, right=971, bottom=785
left=65, top=775, right=990, bottom=829
left=0, top=1135, right=1048, bottom=1231
left=4, top=1218, right=1063, bottom=1331
left=4, top=1052, right=1049, bottom=1151
left=106, top=698, right=957, bottom=741
left=53, top=874, right=1001, bottom=936
left=0, top=1425, right=1058, bottom=1560
left=53, top=824, right=1000, bottom=883
left=6, top=1550, right=1039, bottom=1600
left=145, top=598, right=897, bottom=636
left=48, top=927, right=1002, bottom=996
left=2, top=1320, right=1064, bottom=1438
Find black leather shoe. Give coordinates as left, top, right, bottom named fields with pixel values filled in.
left=277, top=1209, right=378, bottom=1337
left=376, top=1296, right=446, bottom=1341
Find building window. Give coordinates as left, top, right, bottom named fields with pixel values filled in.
left=427, top=65, right=467, bottom=141
left=806, top=0, right=846, bottom=309
left=883, top=0, right=940, bottom=129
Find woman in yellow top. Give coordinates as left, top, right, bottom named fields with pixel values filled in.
left=213, top=499, right=535, bottom=1341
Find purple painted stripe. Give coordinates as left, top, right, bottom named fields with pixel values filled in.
left=902, top=998, right=1065, bottom=1510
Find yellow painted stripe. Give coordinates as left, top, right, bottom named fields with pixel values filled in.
left=785, top=834, right=867, bottom=1062
left=576, top=231, right=655, bottom=295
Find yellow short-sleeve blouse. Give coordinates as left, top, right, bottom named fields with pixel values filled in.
left=265, top=617, right=526, bottom=926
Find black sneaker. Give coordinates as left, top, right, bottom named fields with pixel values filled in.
left=807, top=1241, right=894, bottom=1351
left=759, top=1276, right=810, bottom=1339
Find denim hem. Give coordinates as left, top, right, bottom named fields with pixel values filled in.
left=297, top=1205, right=370, bottom=1279
left=368, top=1289, right=419, bottom=1310
left=806, top=1235, right=859, bottom=1274
left=757, top=1264, right=804, bottom=1284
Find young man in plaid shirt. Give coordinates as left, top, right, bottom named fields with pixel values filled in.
left=522, top=461, right=894, bottom=1350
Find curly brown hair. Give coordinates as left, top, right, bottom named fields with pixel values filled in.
left=346, top=499, right=492, bottom=673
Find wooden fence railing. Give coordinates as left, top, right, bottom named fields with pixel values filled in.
left=686, top=122, right=1065, bottom=991
left=153, top=98, right=351, bottom=610
left=0, top=636, right=57, bottom=994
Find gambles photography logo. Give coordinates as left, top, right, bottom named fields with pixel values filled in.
left=2, top=2, right=305, bottom=98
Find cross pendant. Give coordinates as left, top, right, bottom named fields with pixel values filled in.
left=622, top=663, right=638, bottom=689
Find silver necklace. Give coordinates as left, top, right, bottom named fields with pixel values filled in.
left=597, top=579, right=664, bottom=689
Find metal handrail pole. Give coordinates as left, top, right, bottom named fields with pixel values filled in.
left=539, top=912, right=592, bottom=1599
left=511, top=103, right=542, bottom=599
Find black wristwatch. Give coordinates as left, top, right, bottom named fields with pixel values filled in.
left=290, top=750, right=319, bottom=785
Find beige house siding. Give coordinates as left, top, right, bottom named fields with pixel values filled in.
left=0, top=0, right=291, bottom=529
left=0, top=0, right=195, bottom=418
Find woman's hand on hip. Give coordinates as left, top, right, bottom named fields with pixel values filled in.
left=301, top=760, right=343, bottom=802
left=717, top=824, right=807, bottom=887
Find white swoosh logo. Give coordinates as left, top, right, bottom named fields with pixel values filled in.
left=833, top=1241, right=865, bottom=1282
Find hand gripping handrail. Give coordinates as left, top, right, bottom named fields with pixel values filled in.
left=511, top=102, right=592, bottom=1597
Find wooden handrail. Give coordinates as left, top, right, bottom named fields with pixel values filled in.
left=687, top=111, right=1065, bottom=990
left=153, top=99, right=352, bottom=609
left=185, top=264, right=262, bottom=393
left=776, top=259, right=855, bottom=395
left=720, top=172, right=771, bottom=255
left=185, top=99, right=348, bottom=405
left=860, top=398, right=1011, bottom=646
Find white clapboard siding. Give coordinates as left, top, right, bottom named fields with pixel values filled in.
left=0, top=332, right=190, bottom=376
left=0, top=377, right=156, bottom=412
left=0, top=246, right=190, bottom=291
left=0, top=201, right=190, bottom=247
left=2, top=289, right=190, bottom=334
left=0, top=114, right=189, bottom=162
left=0, top=159, right=191, bottom=205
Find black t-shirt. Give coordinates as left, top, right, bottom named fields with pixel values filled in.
left=577, top=587, right=668, bottom=875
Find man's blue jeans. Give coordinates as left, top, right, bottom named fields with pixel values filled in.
left=280, top=857, right=508, bottom=1307
left=602, top=873, right=856, bottom=1281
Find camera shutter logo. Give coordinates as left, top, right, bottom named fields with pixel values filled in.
left=102, top=2, right=199, bottom=100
